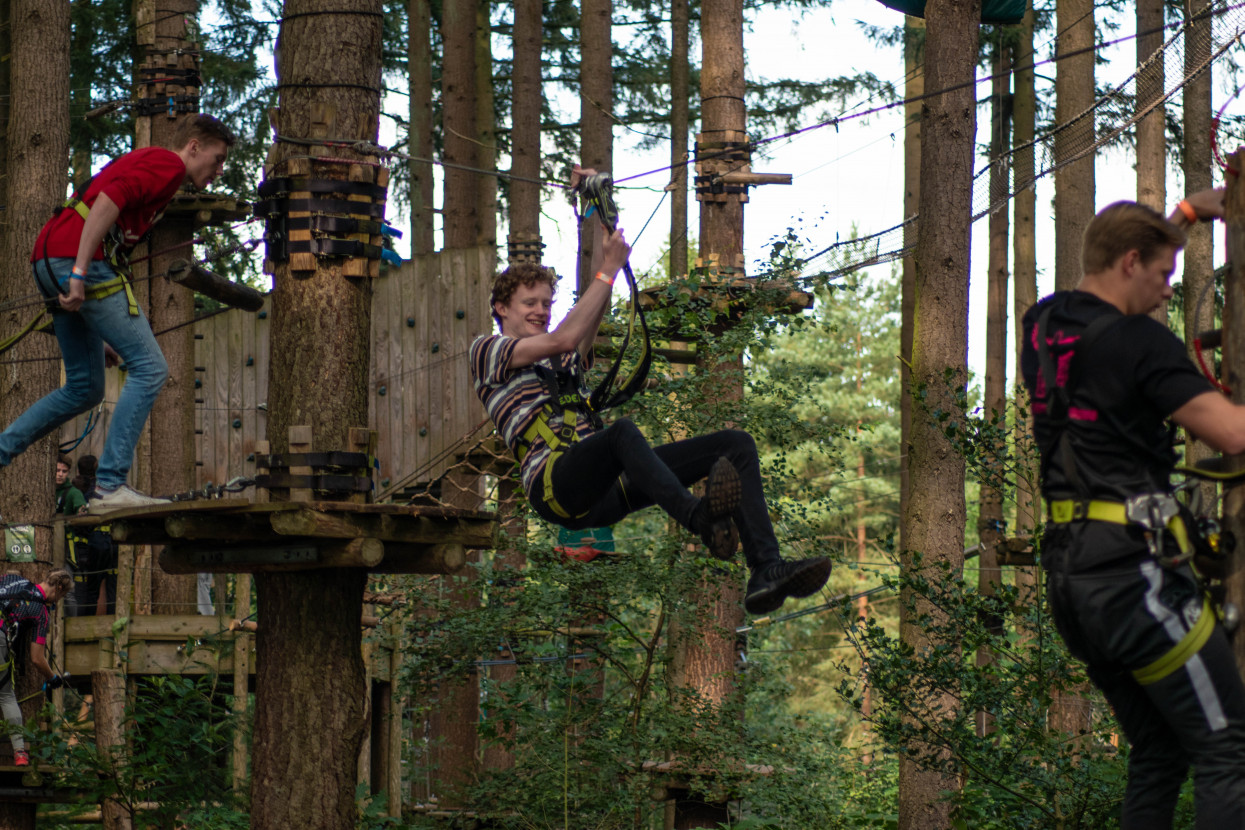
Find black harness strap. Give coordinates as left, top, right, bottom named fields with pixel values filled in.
left=1036, top=304, right=1123, bottom=498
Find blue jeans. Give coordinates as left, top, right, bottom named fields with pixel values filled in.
left=0, top=258, right=167, bottom=490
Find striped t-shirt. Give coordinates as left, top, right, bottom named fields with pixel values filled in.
left=470, top=334, right=597, bottom=494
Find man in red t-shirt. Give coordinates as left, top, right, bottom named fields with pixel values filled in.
left=2, top=114, right=235, bottom=513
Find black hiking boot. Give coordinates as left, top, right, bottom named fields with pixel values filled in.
left=744, top=557, right=832, bottom=615
left=691, top=457, right=741, bottom=561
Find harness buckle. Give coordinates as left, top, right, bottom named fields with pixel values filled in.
left=1125, top=492, right=1182, bottom=565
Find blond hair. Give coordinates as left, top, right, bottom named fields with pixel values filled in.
left=1083, top=201, right=1186, bottom=276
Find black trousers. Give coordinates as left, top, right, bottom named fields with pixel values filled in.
left=528, top=420, right=780, bottom=570
left=68, top=530, right=118, bottom=617
left=1045, top=524, right=1245, bottom=829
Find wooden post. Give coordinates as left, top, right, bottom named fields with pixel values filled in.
left=288, top=426, right=313, bottom=503
left=1219, top=149, right=1245, bottom=678
left=386, top=618, right=404, bottom=817
left=93, top=669, right=133, bottom=830
left=231, top=574, right=251, bottom=793
left=113, top=547, right=134, bottom=671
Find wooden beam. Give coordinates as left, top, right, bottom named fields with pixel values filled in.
left=158, top=537, right=384, bottom=574
left=372, top=542, right=466, bottom=574
left=718, top=171, right=791, bottom=186
left=165, top=513, right=273, bottom=541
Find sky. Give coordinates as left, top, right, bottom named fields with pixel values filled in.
left=262, top=0, right=1239, bottom=393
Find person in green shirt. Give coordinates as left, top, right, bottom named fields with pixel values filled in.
left=55, top=454, right=86, bottom=516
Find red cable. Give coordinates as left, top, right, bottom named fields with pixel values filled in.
left=1194, top=337, right=1232, bottom=394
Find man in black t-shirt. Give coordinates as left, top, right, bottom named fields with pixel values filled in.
left=1022, top=191, right=1245, bottom=827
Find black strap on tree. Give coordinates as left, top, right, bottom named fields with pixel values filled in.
left=575, top=173, right=652, bottom=413
left=1036, top=304, right=1123, bottom=498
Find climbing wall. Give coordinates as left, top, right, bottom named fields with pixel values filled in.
left=58, top=246, right=494, bottom=496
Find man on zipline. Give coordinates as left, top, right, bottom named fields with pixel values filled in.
left=1022, top=189, right=1245, bottom=826
left=0, top=114, right=235, bottom=513
left=471, top=165, right=830, bottom=615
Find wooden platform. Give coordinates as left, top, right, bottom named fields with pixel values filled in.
left=65, top=499, right=497, bottom=574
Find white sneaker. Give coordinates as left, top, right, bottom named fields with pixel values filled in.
left=88, top=485, right=171, bottom=514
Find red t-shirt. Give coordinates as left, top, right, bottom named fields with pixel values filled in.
left=31, top=146, right=186, bottom=262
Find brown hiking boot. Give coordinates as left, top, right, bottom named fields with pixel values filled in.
left=692, top=457, right=741, bottom=560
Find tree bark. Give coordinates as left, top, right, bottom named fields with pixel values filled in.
left=136, top=0, right=199, bottom=615
left=1053, top=0, right=1095, bottom=291
left=0, top=10, right=68, bottom=742
left=475, top=1, right=496, bottom=247
left=899, top=0, right=975, bottom=824
left=442, top=0, right=479, bottom=249
left=1136, top=0, right=1165, bottom=213
left=249, top=2, right=381, bottom=827
left=977, top=35, right=1010, bottom=739
left=577, top=0, right=613, bottom=289
left=670, top=0, right=689, bottom=280
left=900, top=17, right=923, bottom=557
left=1224, top=150, right=1245, bottom=681
left=507, top=0, right=542, bottom=265
left=1183, top=0, right=1215, bottom=500
left=408, top=0, right=435, bottom=253
left=1012, top=8, right=1040, bottom=621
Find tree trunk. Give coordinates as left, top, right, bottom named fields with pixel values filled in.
left=1012, top=8, right=1040, bottom=622
left=249, top=2, right=382, bottom=828
left=577, top=0, right=613, bottom=289
left=136, top=0, right=199, bottom=615
left=900, top=17, right=923, bottom=558
left=1136, top=0, right=1165, bottom=213
left=977, top=35, right=1010, bottom=739
left=1224, top=150, right=1245, bottom=682
left=408, top=0, right=435, bottom=253
left=475, top=2, right=496, bottom=247
left=1183, top=0, right=1215, bottom=500
left=0, top=10, right=69, bottom=737
left=899, top=0, right=975, bottom=824
left=1048, top=0, right=1097, bottom=737
left=670, top=0, right=689, bottom=280
left=442, top=0, right=479, bottom=249
left=1053, top=0, right=1095, bottom=291
left=507, top=0, right=542, bottom=265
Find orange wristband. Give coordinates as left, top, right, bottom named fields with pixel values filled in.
left=595, top=271, right=614, bottom=286
left=1177, top=199, right=1198, bottom=224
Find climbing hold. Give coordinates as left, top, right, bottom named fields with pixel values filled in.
left=406, top=317, right=415, bottom=328
left=455, top=310, right=465, bottom=319
left=431, top=343, right=440, bottom=354
left=258, top=310, right=268, bottom=319
left=246, top=356, right=254, bottom=367
left=194, top=379, right=202, bottom=389
left=246, top=453, right=255, bottom=462
left=378, top=386, right=387, bottom=396
left=381, top=478, right=390, bottom=488
left=419, top=427, right=427, bottom=437
left=232, top=419, right=242, bottom=429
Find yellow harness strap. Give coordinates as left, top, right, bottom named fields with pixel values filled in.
left=515, top=407, right=587, bottom=520
left=67, top=199, right=139, bottom=316
left=1046, top=499, right=1192, bottom=555
left=1132, top=597, right=1216, bottom=685
left=1049, top=498, right=1210, bottom=685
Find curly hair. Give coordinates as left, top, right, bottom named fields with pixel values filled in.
left=490, top=263, right=558, bottom=328
left=45, top=570, right=72, bottom=596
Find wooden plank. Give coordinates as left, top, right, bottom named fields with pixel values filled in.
left=69, top=498, right=253, bottom=528
left=215, top=305, right=232, bottom=485
left=370, top=269, right=392, bottom=497
left=411, top=256, right=430, bottom=485
left=255, top=303, right=272, bottom=467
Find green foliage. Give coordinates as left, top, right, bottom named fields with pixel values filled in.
left=34, top=674, right=248, bottom=829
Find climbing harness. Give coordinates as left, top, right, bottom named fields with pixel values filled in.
left=1037, top=303, right=1240, bottom=686
left=514, top=366, right=601, bottom=520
